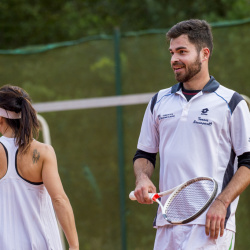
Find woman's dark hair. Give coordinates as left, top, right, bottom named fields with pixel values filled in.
left=0, top=85, right=39, bottom=153
left=166, top=19, right=213, bottom=58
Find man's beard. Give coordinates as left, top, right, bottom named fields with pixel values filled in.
left=174, top=56, right=202, bottom=83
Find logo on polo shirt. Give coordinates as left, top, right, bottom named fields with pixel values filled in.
left=201, top=108, right=209, bottom=115
left=193, top=117, right=212, bottom=126
left=158, top=113, right=175, bottom=120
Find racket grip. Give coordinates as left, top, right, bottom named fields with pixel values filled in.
left=129, top=191, right=157, bottom=201
left=129, top=191, right=136, bottom=200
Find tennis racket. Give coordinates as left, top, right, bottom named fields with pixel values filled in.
left=129, top=177, right=218, bottom=224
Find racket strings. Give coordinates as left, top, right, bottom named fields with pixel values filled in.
left=165, top=180, right=215, bottom=223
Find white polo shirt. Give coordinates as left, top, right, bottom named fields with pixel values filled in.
left=137, top=76, right=250, bottom=231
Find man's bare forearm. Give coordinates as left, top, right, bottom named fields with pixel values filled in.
left=217, top=166, right=250, bottom=207
left=205, top=166, right=250, bottom=238
left=133, top=158, right=156, bottom=203
left=134, top=158, right=155, bottom=183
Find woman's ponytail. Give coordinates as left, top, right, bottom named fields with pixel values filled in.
left=0, top=85, right=40, bottom=153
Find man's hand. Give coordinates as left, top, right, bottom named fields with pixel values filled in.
left=133, top=158, right=156, bottom=204
left=134, top=176, right=156, bottom=204
left=205, top=198, right=227, bottom=239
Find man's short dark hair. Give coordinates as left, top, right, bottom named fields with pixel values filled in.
left=166, top=19, right=213, bottom=57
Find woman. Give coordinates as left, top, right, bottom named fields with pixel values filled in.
left=0, top=85, right=79, bottom=250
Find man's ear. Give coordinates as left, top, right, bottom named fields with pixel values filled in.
left=201, top=48, right=210, bottom=62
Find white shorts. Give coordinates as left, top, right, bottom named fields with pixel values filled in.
left=153, top=225, right=235, bottom=250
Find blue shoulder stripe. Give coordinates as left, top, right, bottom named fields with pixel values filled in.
left=228, top=92, right=244, bottom=114
left=150, top=92, right=158, bottom=114
left=214, top=91, right=244, bottom=115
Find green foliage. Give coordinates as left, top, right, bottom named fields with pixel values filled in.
left=90, top=56, right=115, bottom=82
left=0, top=0, right=250, bottom=49
left=90, top=53, right=127, bottom=83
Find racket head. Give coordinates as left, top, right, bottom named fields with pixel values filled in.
left=163, top=177, right=218, bottom=224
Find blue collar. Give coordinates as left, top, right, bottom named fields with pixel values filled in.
left=171, top=76, right=220, bottom=94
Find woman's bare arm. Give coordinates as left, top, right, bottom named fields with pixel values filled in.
left=42, top=145, right=79, bottom=250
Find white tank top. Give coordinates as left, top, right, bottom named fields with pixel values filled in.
left=0, top=136, right=63, bottom=250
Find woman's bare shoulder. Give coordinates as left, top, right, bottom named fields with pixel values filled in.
left=29, top=140, right=55, bottom=157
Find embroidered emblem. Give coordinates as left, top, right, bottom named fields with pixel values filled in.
left=201, top=108, right=209, bottom=115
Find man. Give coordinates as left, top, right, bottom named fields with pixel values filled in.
left=132, top=19, right=250, bottom=249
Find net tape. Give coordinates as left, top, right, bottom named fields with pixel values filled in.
left=33, top=92, right=249, bottom=113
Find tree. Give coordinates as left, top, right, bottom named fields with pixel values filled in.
left=0, top=0, right=249, bottom=49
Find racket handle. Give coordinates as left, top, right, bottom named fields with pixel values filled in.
left=129, top=191, right=137, bottom=200
left=129, top=191, right=158, bottom=201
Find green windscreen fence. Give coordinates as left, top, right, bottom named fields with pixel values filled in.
left=0, top=19, right=250, bottom=250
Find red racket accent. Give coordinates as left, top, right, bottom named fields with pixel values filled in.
left=152, top=193, right=160, bottom=201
